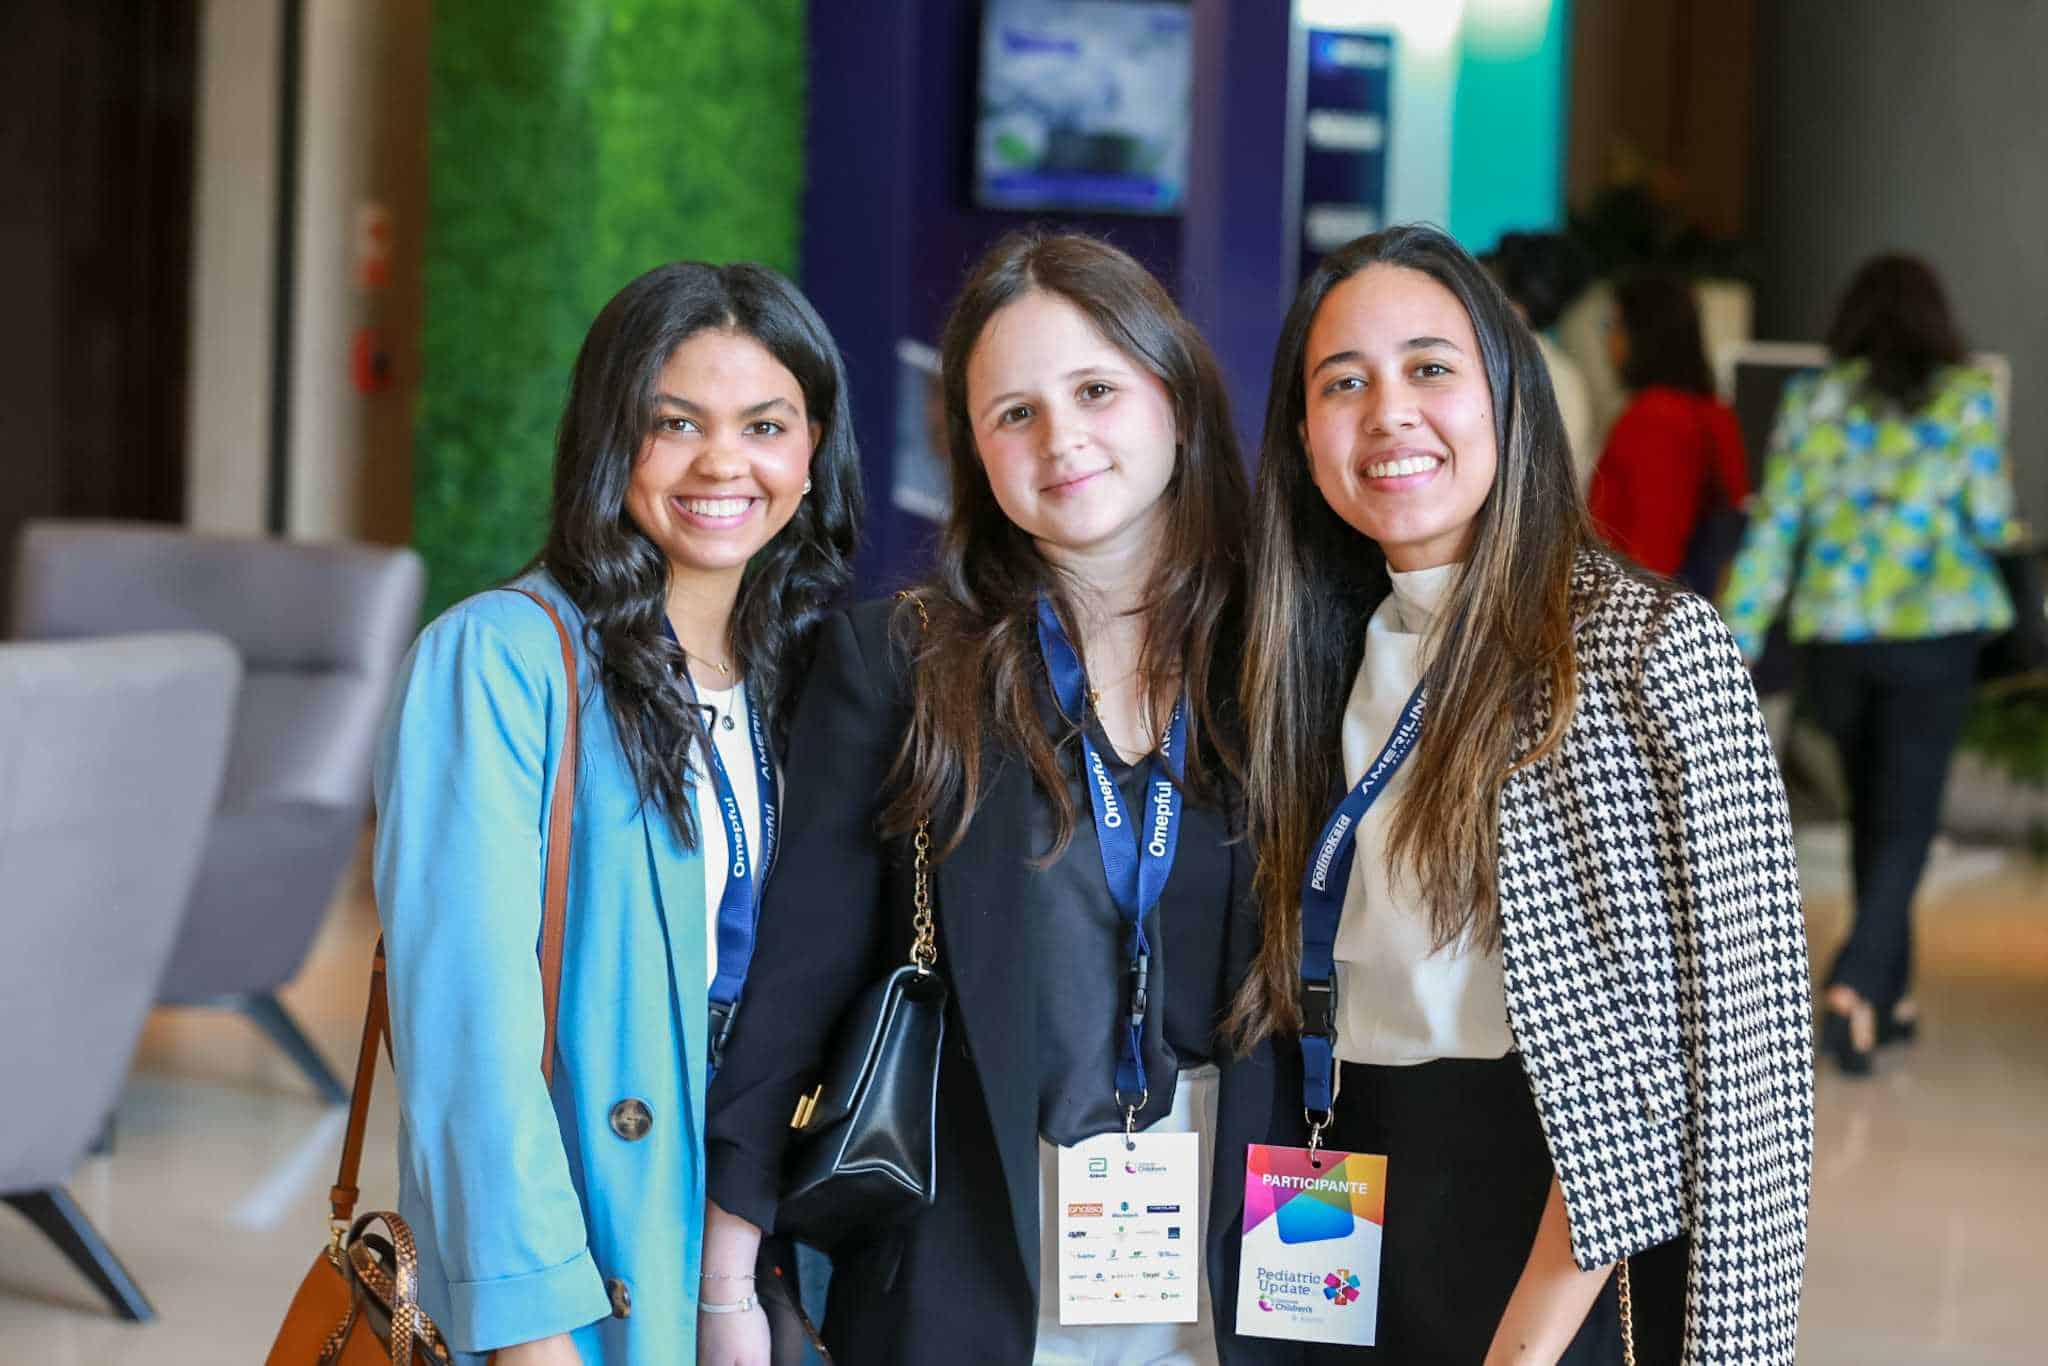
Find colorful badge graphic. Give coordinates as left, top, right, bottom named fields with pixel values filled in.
left=1236, top=1144, right=1386, bottom=1345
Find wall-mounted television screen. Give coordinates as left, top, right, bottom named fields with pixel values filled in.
left=974, top=0, right=1194, bottom=216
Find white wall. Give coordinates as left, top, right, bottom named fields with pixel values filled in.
left=288, top=0, right=428, bottom=545
left=184, top=0, right=281, bottom=536
left=183, top=0, right=428, bottom=545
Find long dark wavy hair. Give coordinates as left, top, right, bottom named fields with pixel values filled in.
left=1230, top=223, right=1633, bottom=1048
left=879, top=233, right=1246, bottom=857
left=1825, top=254, right=1968, bottom=410
left=537, top=261, right=863, bottom=846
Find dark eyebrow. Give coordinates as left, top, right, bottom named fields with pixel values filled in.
left=653, top=393, right=800, bottom=420
left=1310, top=337, right=1466, bottom=378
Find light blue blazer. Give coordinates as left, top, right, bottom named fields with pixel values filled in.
left=372, top=571, right=708, bottom=1363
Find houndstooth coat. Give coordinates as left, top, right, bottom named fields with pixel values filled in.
left=1496, top=552, right=1813, bottom=1364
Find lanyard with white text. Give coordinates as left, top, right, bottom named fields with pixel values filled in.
left=1034, top=595, right=1188, bottom=1139
left=1298, top=681, right=1426, bottom=1157
left=661, top=619, right=780, bottom=1075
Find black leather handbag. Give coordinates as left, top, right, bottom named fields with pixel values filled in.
left=776, top=824, right=948, bottom=1250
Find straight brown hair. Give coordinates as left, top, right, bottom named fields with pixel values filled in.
left=1230, top=224, right=1617, bottom=1049
left=880, top=233, right=1246, bottom=855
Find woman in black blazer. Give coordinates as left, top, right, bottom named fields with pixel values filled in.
left=1232, top=225, right=1812, bottom=1364
left=699, top=234, right=1301, bottom=1365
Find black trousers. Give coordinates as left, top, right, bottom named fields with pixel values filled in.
left=1302, top=1056, right=1683, bottom=1366
left=1802, top=634, right=1981, bottom=1013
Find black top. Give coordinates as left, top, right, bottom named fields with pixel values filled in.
left=705, top=600, right=1306, bottom=1365
left=1033, top=715, right=1229, bottom=1145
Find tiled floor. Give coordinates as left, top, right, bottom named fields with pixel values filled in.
left=2, top=826, right=2044, bottom=1362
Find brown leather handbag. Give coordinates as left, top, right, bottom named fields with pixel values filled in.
left=267, top=587, right=580, bottom=1364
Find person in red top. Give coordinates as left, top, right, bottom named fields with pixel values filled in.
left=1588, top=271, right=1749, bottom=593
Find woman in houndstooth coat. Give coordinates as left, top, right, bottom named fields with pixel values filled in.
left=1232, top=224, right=1812, bottom=1365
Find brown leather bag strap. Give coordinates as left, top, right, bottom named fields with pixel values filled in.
left=329, top=586, right=583, bottom=1223
left=514, top=586, right=580, bottom=1088
left=329, top=943, right=393, bottom=1223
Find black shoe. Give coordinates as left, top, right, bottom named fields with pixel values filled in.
left=1877, top=1009, right=1919, bottom=1047
left=1820, top=1008, right=1874, bottom=1076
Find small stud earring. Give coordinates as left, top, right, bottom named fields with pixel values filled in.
left=802, top=477, right=813, bottom=495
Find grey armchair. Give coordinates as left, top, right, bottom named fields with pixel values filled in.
left=0, top=632, right=240, bottom=1320
left=11, top=521, right=426, bottom=1103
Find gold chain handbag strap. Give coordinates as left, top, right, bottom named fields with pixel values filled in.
left=896, top=591, right=940, bottom=974
left=909, top=821, right=937, bottom=971
left=1619, top=1257, right=1635, bottom=1366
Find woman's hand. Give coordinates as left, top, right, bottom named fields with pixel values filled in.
left=489, top=1335, right=584, bottom=1365
left=1482, top=1174, right=1614, bottom=1366
left=696, top=1301, right=771, bottom=1366
left=697, top=1199, right=770, bottom=1366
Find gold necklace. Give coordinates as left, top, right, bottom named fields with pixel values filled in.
left=680, top=645, right=733, bottom=679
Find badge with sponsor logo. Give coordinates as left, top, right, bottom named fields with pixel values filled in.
left=1056, top=1131, right=1201, bottom=1325
left=1235, top=1143, right=1386, bottom=1345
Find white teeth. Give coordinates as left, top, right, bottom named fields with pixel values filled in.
left=677, top=497, right=751, bottom=518
left=1364, top=454, right=1442, bottom=480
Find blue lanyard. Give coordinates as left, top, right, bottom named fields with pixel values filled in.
left=1298, top=681, right=1426, bottom=1141
left=1034, top=596, right=1187, bottom=1127
left=660, top=620, right=779, bottom=1075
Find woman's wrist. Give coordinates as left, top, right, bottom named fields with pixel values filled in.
left=701, top=1197, right=764, bottom=1277
left=697, top=1268, right=756, bottom=1306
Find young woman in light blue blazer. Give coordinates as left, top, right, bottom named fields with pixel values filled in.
left=372, top=262, right=862, bottom=1365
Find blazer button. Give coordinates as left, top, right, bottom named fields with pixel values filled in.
left=609, top=1098, right=653, bottom=1141
left=607, top=1276, right=632, bottom=1319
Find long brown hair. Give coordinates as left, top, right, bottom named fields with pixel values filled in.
left=1230, top=224, right=1609, bottom=1048
left=880, top=233, right=1246, bottom=856
left=1612, top=270, right=1714, bottom=396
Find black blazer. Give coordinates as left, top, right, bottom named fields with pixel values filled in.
left=707, top=600, right=1305, bottom=1364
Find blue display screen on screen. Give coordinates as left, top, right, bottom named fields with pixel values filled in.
left=1298, top=29, right=1392, bottom=280
left=974, top=0, right=1194, bottom=216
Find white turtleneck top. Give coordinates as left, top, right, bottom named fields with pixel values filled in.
left=1331, top=562, right=1515, bottom=1066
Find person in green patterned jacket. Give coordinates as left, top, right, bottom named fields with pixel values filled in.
left=1719, top=254, right=2016, bottom=1078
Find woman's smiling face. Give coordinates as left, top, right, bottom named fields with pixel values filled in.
left=963, top=289, right=1180, bottom=561
left=1299, top=264, right=1498, bottom=571
left=623, top=329, right=816, bottom=581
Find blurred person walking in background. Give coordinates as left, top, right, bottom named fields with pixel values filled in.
left=1588, top=272, right=1750, bottom=596
left=1485, top=231, right=1598, bottom=488
left=1720, top=254, right=2015, bottom=1077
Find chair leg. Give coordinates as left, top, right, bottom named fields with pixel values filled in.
left=240, top=992, right=349, bottom=1105
left=2, top=1188, right=154, bottom=1321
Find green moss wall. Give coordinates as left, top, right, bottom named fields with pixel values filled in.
left=414, top=0, right=806, bottom=619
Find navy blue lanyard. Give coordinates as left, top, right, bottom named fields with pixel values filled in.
left=659, top=619, right=779, bottom=1075
left=1298, top=681, right=1426, bottom=1149
left=1034, top=596, right=1187, bottom=1130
